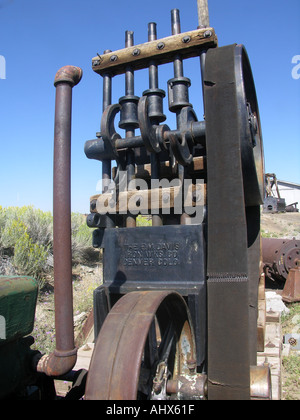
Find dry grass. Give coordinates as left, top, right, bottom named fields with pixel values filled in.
left=281, top=302, right=300, bottom=400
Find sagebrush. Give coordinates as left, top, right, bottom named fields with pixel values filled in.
left=0, top=205, right=95, bottom=287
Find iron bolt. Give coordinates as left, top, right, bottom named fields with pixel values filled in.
left=162, top=193, right=170, bottom=204
left=182, top=36, right=191, bottom=44
left=92, top=59, right=101, bottom=67
left=110, top=55, right=118, bottom=62
left=157, top=42, right=165, bottom=50
left=193, top=191, right=201, bottom=203
left=204, top=30, right=212, bottom=38
left=132, top=48, right=141, bottom=56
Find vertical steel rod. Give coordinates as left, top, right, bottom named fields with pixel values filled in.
left=148, top=22, right=163, bottom=227
left=102, top=50, right=115, bottom=228
left=197, top=0, right=210, bottom=105
left=171, top=9, right=184, bottom=80
left=102, top=50, right=112, bottom=195
left=148, top=23, right=159, bottom=86
left=170, top=9, right=190, bottom=225
left=125, top=30, right=136, bottom=228
left=197, top=0, right=210, bottom=28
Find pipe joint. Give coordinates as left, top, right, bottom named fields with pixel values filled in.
left=36, top=348, right=77, bottom=377
left=54, top=65, right=83, bottom=87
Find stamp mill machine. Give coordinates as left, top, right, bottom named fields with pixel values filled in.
left=0, top=0, right=271, bottom=400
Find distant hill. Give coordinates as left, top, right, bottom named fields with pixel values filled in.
left=261, top=212, right=300, bottom=239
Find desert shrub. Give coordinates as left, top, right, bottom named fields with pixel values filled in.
left=0, top=207, right=96, bottom=284
left=0, top=253, right=16, bottom=276
left=136, top=215, right=152, bottom=226
left=21, top=206, right=53, bottom=248
left=0, top=207, right=51, bottom=285
left=0, top=218, right=28, bottom=250
left=0, top=206, right=6, bottom=236
left=32, top=319, right=56, bottom=355
left=13, top=231, right=49, bottom=287
left=0, top=206, right=52, bottom=248
left=71, top=213, right=95, bottom=263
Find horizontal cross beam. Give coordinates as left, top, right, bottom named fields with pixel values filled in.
left=92, top=28, right=217, bottom=76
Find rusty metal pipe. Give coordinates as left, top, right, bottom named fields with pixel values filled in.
left=37, top=66, right=82, bottom=377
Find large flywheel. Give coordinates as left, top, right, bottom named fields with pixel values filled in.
left=205, top=44, right=265, bottom=208
left=85, top=291, right=199, bottom=400
left=204, top=44, right=265, bottom=399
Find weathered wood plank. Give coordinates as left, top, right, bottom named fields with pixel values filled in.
left=92, top=28, right=217, bottom=76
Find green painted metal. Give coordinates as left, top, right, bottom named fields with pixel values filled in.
left=0, top=336, right=37, bottom=399
left=0, top=276, right=39, bottom=399
left=0, top=276, right=38, bottom=345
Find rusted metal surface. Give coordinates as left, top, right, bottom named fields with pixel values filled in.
left=37, top=65, right=82, bottom=377
left=262, top=237, right=300, bottom=283
left=54, top=65, right=82, bottom=87
left=35, top=349, right=78, bottom=378
left=167, top=374, right=207, bottom=400
left=85, top=291, right=196, bottom=400
left=282, top=267, right=300, bottom=303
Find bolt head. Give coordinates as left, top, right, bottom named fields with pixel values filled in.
left=157, top=42, right=165, bottom=50
left=92, top=59, right=101, bottom=67
left=132, top=49, right=141, bottom=56
left=182, top=36, right=191, bottom=43
left=204, top=30, right=212, bottom=38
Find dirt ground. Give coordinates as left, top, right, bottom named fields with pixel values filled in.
left=261, top=211, right=300, bottom=239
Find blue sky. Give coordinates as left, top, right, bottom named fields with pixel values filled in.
left=0, top=0, right=299, bottom=213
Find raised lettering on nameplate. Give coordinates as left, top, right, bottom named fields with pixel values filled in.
left=122, top=241, right=180, bottom=268
left=103, top=225, right=206, bottom=287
